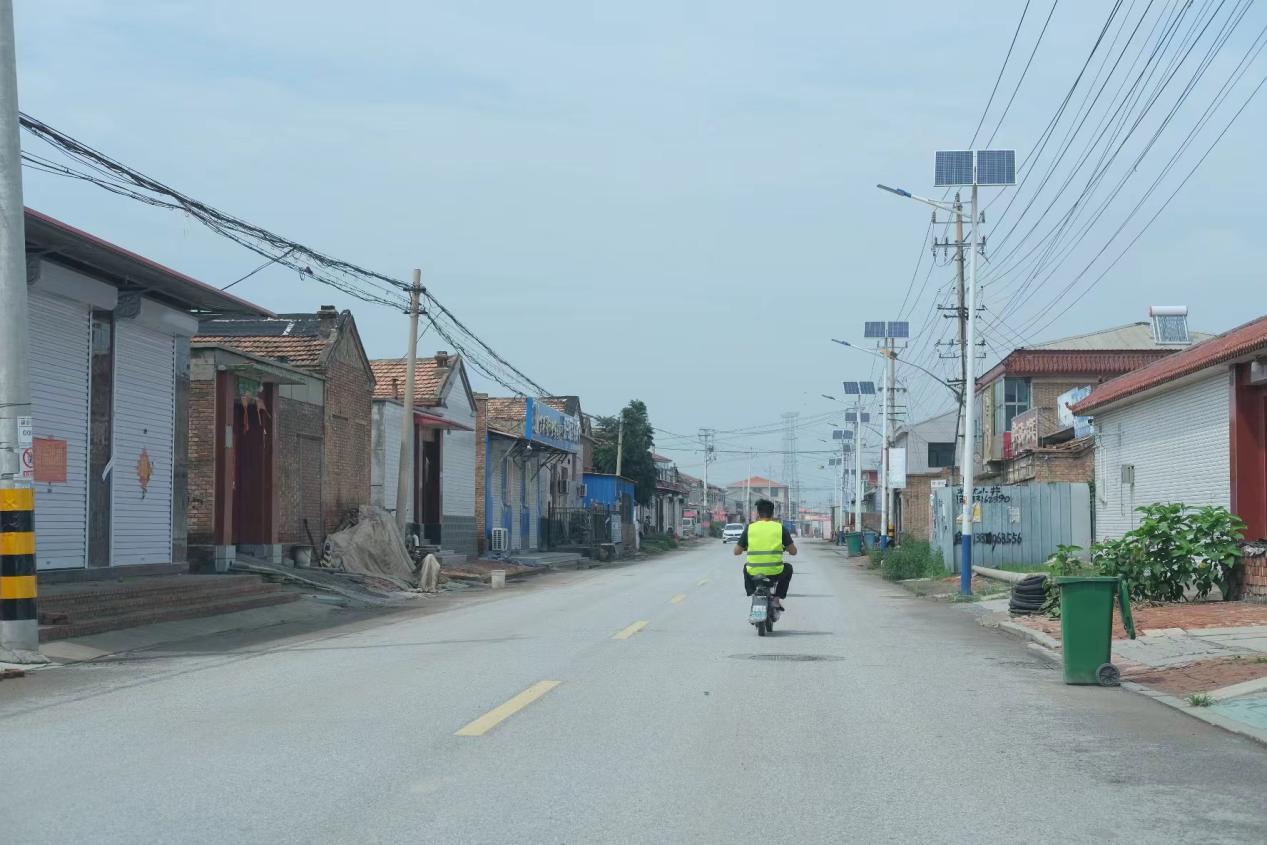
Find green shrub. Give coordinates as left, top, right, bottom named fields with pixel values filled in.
left=1093, top=504, right=1244, bottom=602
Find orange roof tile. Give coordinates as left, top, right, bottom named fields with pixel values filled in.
left=369, top=358, right=446, bottom=404
left=196, top=335, right=328, bottom=367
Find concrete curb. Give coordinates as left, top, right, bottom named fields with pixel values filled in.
left=982, top=612, right=1267, bottom=747
left=1122, top=681, right=1267, bottom=747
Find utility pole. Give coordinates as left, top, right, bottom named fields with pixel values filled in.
left=880, top=356, right=890, bottom=547
left=698, top=428, right=715, bottom=527
left=853, top=397, right=864, bottom=533
left=0, top=1, right=39, bottom=659
left=745, top=450, right=753, bottom=521
left=614, top=413, right=624, bottom=477
left=395, top=270, right=422, bottom=536
left=960, top=181, right=980, bottom=595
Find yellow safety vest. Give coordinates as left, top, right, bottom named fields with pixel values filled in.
left=745, top=521, right=785, bottom=576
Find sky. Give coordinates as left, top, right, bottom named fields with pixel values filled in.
left=14, top=1, right=1267, bottom=508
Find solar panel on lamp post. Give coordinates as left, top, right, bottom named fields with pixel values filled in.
left=878, top=148, right=1015, bottom=595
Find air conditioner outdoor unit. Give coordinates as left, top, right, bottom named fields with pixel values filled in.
left=491, top=528, right=509, bottom=553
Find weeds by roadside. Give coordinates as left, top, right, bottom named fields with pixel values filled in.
left=1186, top=693, right=1215, bottom=707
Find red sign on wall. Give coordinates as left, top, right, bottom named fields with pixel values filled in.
left=33, top=437, right=68, bottom=483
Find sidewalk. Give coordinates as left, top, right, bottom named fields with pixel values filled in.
left=992, top=600, right=1267, bottom=744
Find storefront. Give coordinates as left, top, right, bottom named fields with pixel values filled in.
left=24, top=209, right=269, bottom=574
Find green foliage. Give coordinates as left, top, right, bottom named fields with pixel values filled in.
left=1186, top=693, right=1214, bottom=707
left=708, top=522, right=724, bottom=538
left=592, top=400, right=658, bottom=505
left=1093, top=504, right=1245, bottom=602
left=640, top=532, right=679, bottom=554
left=1039, top=546, right=1090, bottom=618
left=880, top=540, right=947, bottom=581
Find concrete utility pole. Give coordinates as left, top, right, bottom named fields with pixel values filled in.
left=699, top=428, right=714, bottom=527
left=745, top=450, right=753, bottom=521
left=960, top=182, right=980, bottom=595
left=395, top=270, right=422, bottom=536
left=614, top=413, right=624, bottom=477
left=880, top=355, right=890, bottom=546
left=853, top=397, right=864, bottom=533
left=0, top=0, right=39, bottom=659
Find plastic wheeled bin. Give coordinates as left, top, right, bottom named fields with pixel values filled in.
left=1054, top=576, right=1136, bottom=686
left=844, top=532, right=863, bottom=556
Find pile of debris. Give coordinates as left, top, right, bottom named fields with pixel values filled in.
left=234, top=506, right=443, bottom=606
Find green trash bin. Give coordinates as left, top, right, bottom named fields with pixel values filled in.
left=845, top=532, right=863, bottom=557
left=1055, top=576, right=1136, bottom=686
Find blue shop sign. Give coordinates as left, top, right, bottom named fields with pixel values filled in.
left=525, top=399, right=580, bottom=453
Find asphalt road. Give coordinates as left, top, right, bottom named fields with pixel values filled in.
left=3, top=540, right=1267, bottom=844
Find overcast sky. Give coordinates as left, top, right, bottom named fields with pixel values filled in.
left=15, top=2, right=1267, bottom=506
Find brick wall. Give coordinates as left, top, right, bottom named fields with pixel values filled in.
left=1003, top=445, right=1095, bottom=485
left=898, top=473, right=946, bottom=543
left=321, top=335, right=373, bottom=534
left=1244, top=556, right=1267, bottom=600
left=473, top=393, right=488, bottom=554
left=278, top=396, right=324, bottom=544
left=186, top=377, right=217, bottom=545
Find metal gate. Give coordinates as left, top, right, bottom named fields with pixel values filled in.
left=933, top=482, right=1091, bottom=571
left=543, top=507, right=614, bottom=549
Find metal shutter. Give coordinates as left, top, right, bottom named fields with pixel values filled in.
left=29, top=291, right=90, bottom=570
left=112, top=319, right=175, bottom=565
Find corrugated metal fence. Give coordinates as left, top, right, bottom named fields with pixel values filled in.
left=932, top=483, right=1091, bottom=571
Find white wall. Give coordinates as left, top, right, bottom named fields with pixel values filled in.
left=1093, top=370, right=1231, bottom=540
left=370, top=400, right=404, bottom=512
left=437, top=378, right=476, bottom=519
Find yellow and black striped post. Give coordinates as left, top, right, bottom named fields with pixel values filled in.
left=0, top=484, right=37, bottom=652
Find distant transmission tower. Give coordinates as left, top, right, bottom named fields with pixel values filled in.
left=782, top=412, right=799, bottom=520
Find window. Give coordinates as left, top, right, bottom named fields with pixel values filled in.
left=927, top=442, right=956, bottom=468
left=994, top=377, right=1031, bottom=433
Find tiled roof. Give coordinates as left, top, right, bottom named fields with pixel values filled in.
left=1031, top=321, right=1213, bottom=351
left=1074, top=314, right=1267, bottom=413
left=652, top=453, right=673, bottom=463
left=195, top=335, right=329, bottom=366
left=370, top=358, right=447, bottom=404
left=197, top=310, right=347, bottom=368
left=976, top=349, right=1175, bottom=391
left=725, top=476, right=787, bottom=489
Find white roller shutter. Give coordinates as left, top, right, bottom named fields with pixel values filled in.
left=112, top=318, right=175, bottom=565
left=29, top=291, right=90, bottom=570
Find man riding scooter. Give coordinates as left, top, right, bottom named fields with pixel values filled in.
left=734, top=499, right=797, bottom=610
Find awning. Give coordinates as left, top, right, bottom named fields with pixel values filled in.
left=414, top=411, right=473, bottom=431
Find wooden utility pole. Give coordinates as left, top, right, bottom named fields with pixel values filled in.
left=395, top=270, right=422, bottom=535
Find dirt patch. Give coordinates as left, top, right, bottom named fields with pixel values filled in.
left=1124, top=656, right=1267, bottom=697
left=1014, top=600, right=1267, bottom=640
left=441, top=560, right=544, bottom=583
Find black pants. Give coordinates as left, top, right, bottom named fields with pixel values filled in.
left=744, top=563, right=793, bottom=599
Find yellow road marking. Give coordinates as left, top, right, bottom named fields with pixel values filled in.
left=456, top=681, right=561, bottom=737
left=696, top=577, right=711, bottom=586
left=612, top=620, right=649, bottom=640
left=670, top=593, right=686, bottom=604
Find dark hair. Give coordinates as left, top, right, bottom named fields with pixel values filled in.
left=755, top=499, right=775, bottom=518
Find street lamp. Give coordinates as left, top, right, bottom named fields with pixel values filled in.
left=879, top=148, right=1015, bottom=596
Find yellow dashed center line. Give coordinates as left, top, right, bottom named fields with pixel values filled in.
left=670, top=593, right=687, bottom=604
left=455, top=681, right=561, bottom=737
left=612, top=620, right=649, bottom=640
left=696, top=577, right=711, bottom=586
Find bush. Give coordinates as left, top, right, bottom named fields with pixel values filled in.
left=640, top=532, right=680, bottom=554
left=1093, top=504, right=1244, bottom=602
left=1041, top=544, right=1091, bottom=618
left=880, top=540, right=946, bottom=581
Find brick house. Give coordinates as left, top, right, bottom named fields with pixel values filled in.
left=725, top=476, right=790, bottom=523
left=893, top=409, right=958, bottom=542
left=1074, top=312, right=1267, bottom=599
left=194, top=307, right=374, bottom=562
left=976, top=313, right=1211, bottom=485
left=368, top=351, right=478, bottom=560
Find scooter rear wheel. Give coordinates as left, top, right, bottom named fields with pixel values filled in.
left=765, top=619, right=775, bottom=634
left=755, top=621, right=766, bottom=636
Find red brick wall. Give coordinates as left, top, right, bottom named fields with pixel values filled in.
left=320, top=334, right=373, bottom=535
left=898, top=474, right=943, bottom=542
left=1003, top=446, right=1094, bottom=485
left=1244, top=556, right=1267, bottom=600
left=278, top=396, right=325, bottom=544
left=187, top=378, right=217, bottom=545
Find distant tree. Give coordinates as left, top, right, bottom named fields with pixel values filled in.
left=593, top=400, right=658, bottom=505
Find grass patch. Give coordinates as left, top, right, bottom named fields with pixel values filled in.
left=878, top=540, right=947, bottom=582
left=1186, top=693, right=1215, bottom=707
left=640, top=533, right=680, bottom=554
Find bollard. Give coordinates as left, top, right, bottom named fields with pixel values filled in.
left=490, top=570, right=506, bottom=589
